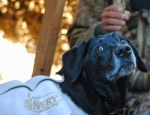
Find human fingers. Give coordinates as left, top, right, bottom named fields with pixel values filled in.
left=124, top=11, right=131, bottom=21
left=104, top=5, right=123, bottom=12
left=101, top=18, right=126, bottom=26
left=102, top=18, right=125, bottom=32
left=101, top=11, right=125, bottom=20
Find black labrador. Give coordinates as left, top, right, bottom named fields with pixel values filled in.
left=57, top=32, right=147, bottom=115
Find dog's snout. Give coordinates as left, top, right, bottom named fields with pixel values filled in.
left=115, top=45, right=131, bottom=57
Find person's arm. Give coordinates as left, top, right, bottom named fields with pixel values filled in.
left=67, top=0, right=107, bottom=47
left=68, top=21, right=103, bottom=47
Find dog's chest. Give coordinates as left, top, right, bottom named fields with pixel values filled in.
left=60, top=88, right=88, bottom=115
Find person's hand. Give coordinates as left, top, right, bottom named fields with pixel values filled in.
left=101, top=5, right=131, bottom=33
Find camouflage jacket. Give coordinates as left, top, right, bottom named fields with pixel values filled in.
left=67, top=0, right=150, bottom=50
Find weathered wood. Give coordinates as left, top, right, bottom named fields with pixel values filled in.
left=32, top=0, right=66, bottom=77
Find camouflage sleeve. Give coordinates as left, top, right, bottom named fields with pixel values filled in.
left=67, top=0, right=108, bottom=47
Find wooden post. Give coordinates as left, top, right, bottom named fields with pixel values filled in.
left=32, top=0, right=66, bottom=77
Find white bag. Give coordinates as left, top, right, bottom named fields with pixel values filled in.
left=0, top=75, right=76, bottom=115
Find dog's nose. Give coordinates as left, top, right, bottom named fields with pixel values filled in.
left=115, top=45, right=131, bottom=57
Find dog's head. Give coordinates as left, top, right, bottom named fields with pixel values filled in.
left=60, top=32, right=147, bottom=84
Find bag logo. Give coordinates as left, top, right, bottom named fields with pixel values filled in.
left=24, top=92, right=63, bottom=113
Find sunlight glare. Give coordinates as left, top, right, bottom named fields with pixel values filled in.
left=0, top=32, right=35, bottom=83
left=0, top=31, right=61, bottom=84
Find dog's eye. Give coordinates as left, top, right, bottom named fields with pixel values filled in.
left=121, top=40, right=127, bottom=44
left=96, top=46, right=103, bottom=53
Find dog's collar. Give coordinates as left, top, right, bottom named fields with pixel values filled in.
left=101, top=95, right=130, bottom=115
left=108, top=106, right=130, bottom=115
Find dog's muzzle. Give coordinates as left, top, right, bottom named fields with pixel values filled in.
left=116, top=45, right=135, bottom=74
left=115, top=45, right=132, bottom=57
left=108, top=43, right=136, bottom=81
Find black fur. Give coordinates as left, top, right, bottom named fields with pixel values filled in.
left=57, top=32, right=147, bottom=115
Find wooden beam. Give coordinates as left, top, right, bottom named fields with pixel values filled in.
left=32, top=0, right=66, bottom=77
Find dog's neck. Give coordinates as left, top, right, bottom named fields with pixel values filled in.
left=85, top=75, right=127, bottom=108
left=60, top=73, right=128, bottom=115
left=91, top=77, right=128, bottom=115
left=82, top=70, right=127, bottom=108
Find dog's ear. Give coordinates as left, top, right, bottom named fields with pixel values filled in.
left=124, top=37, right=147, bottom=72
left=62, top=40, right=88, bottom=83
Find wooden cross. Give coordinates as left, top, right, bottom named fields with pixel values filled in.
left=32, top=0, right=66, bottom=77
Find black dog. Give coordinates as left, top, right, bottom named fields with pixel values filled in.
left=58, top=32, right=147, bottom=115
